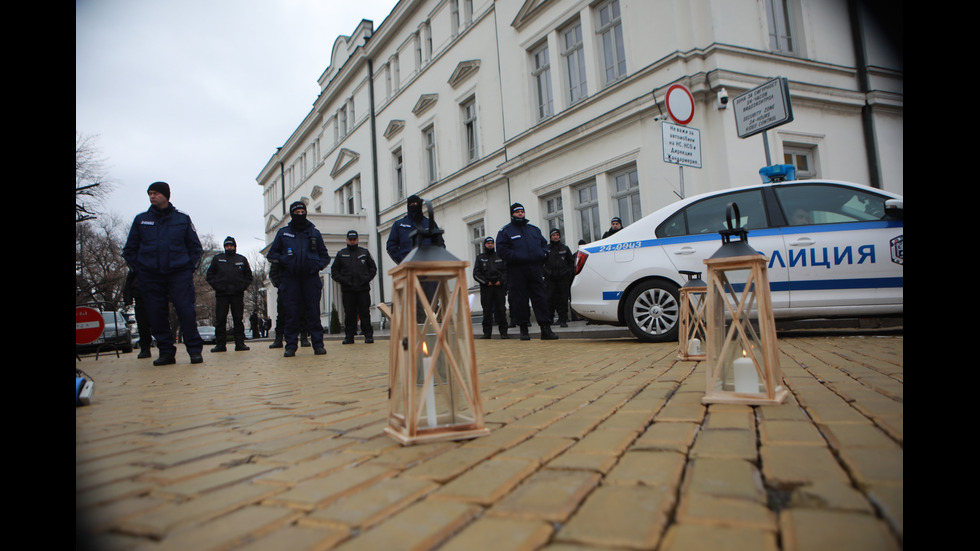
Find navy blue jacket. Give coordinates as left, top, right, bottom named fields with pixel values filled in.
left=495, top=219, right=549, bottom=267
left=386, top=214, right=445, bottom=264
left=267, top=220, right=330, bottom=277
left=123, top=204, right=203, bottom=275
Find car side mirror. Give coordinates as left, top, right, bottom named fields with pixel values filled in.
left=884, top=199, right=903, bottom=220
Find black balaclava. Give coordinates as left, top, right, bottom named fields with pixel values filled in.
left=407, top=195, right=424, bottom=220
left=289, top=201, right=308, bottom=227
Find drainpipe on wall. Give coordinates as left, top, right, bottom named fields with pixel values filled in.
left=848, top=0, right=882, bottom=190
left=366, top=55, right=385, bottom=304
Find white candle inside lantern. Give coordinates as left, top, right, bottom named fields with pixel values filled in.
left=688, top=338, right=702, bottom=356
left=733, top=350, right=758, bottom=393
left=422, top=342, right=437, bottom=427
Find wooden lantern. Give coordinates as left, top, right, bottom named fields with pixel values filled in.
left=702, top=204, right=788, bottom=406
left=677, top=270, right=707, bottom=361
left=384, top=206, right=490, bottom=445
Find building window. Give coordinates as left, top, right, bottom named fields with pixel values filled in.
left=423, top=21, right=432, bottom=63
left=393, top=148, right=405, bottom=200
left=562, top=21, right=588, bottom=105
left=765, top=0, right=794, bottom=53
left=462, top=97, right=479, bottom=163
left=392, top=54, right=401, bottom=90
left=596, top=0, right=626, bottom=85
left=783, top=145, right=817, bottom=179
left=337, top=177, right=361, bottom=214
left=451, top=0, right=460, bottom=36
left=612, top=167, right=641, bottom=226
left=531, top=43, right=553, bottom=120
left=338, top=107, right=347, bottom=137
left=576, top=182, right=601, bottom=243
left=543, top=192, right=564, bottom=235
left=423, top=125, right=438, bottom=184
left=463, top=0, right=473, bottom=25
left=468, top=220, right=485, bottom=263
left=415, top=32, right=423, bottom=70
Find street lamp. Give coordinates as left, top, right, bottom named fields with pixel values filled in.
left=677, top=270, right=706, bottom=361
left=383, top=202, right=490, bottom=445
left=702, top=203, right=788, bottom=405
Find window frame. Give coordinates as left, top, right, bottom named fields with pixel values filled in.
left=422, top=124, right=438, bottom=184
left=561, top=21, right=588, bottom=105
left=596, top=0, right=627, bottom=85
left=531, top=42, right=554, bottom=120
left=461, top=97, right=479, bottom=164
left=575, top=181, right=601, bottom=243
left=611, top=167, right=641, bottom=226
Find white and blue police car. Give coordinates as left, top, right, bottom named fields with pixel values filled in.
left=570, top=166, right=903, bottom=342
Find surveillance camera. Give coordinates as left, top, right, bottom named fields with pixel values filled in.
left=716, top=88, right=729, bottom=110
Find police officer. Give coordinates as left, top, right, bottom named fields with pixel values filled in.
left=206, top=236, right=253, bottom=352
left=543, top=228, right=574, bottom=328
left=495, top=203, right=558, bottom=341
left=386, top=195, right=444, bottom=264
left=122, top=181, right=205, bottom=365
left=473, top=236, right=509, bottom=339
left=602, top=217, right=623, bottom=239
left=331, top=230, right=377, bottom=344
left=267, top=201, right=331, bottom=357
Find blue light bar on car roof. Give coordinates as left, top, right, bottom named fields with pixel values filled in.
left=759, top=164, right=797, bottom=183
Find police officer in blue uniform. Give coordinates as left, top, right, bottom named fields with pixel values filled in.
left=495, top=203, right=558, bottom=341
left=473, top=236, right=509, bottom=339
left=205, top=236, right=253, bottom=352
left=331, top=230, right=377, bottom=344
left=267, top=201, right=331, bottom=357
left=386, top=195, right=445, bottom=264
left=122, top=181, right=205, bottom=365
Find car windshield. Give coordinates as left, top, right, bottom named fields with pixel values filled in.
left=102, top=312, right=124, bottom=325
left=772, top=183, right=892, bottom=226
left=657, top=189, right=768, bottom=238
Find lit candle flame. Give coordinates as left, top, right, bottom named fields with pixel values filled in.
left=422, top=341, right=430, bottom=356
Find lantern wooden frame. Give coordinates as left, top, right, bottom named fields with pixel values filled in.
left=384, top=257, right=490, bottom=445
left=677, top=271, right=707, bottom=361
left=701, top=252, right=788, bottom=405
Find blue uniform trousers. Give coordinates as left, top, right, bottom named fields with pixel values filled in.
left=139, top=269, right=203, bottom=356
left=507, top=264, right=550, bottom=326
left=280, top=275, right=324, bottom=348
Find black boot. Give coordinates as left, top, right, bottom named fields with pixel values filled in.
left=541, top=324, right=559, bottom=340
left=269, top=332, right=284, bottom=349
left=499, top=326, right=509, bottom=339
left=519, top=325, right=530, bottom=341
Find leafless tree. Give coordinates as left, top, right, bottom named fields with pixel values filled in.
left=246, top=252, right=268, bottom=317
left=76, top=214, right=128, bottom=308
left=76, top=132, right=114, bottom=223
left=194, top=233, right=221, bottom=326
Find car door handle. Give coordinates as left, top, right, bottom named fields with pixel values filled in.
left=789, top=237, right=815, bottom=247
left=673, top=246, right=697, bottom=255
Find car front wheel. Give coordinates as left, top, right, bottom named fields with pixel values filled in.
left=624, top=280, right=680, bottom=343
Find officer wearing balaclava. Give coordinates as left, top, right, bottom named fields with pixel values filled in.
left=385, top=194, right=445, bottom=264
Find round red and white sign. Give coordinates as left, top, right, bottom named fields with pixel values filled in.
left=76, top=307, right=105, bottom=345
left=665, top=83, right=695, bottom=125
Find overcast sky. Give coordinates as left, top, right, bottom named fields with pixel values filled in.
left=76, top=0, right=399, bottom=260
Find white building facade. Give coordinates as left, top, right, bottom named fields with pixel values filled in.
left=256, top=0, right=902, bottom=328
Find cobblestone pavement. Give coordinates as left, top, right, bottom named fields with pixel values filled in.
left=76, top=334, right=902, bottom=551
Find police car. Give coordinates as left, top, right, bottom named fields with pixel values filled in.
left=570, top=169, right=903, bottom=342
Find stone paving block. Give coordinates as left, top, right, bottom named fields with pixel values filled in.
left=494, top=436, right=575, bottom=465
left=655, top=402, right=705, bottom=423
left=140, top=440, right=248, bottom=468
left=631, top=421, right=699, bottom=453
left=660, top=523, right=778, bottom=551
left=306, top=476, right=437, bottom=529
left=75, top=463, right=154, bottom=493
left=785, top=479, right=874, bottom=513
left=147, top=504, right=301, bottom=551
left=438, top=516, right=553, bottom=551
left=836, top=447, right=903, bottom=487
left=254, top=451, right=373, bottom=486
left=332, top=499, right=480, bottom=551
left=604, top=450, right=686, bottom=488
left=155, top=462, right=281, bottom=498
left=866, top=483, right=903, bottom=539
left=400, top=445, right=499, bottom=482
left=683, top=458, right=766, bottom=502
left=258, top=434, right=355, bottom=463
left=759, top=420, right=826, bottom=447
left=546, top=451, right=620, bottom=473
left=556, top=484, right=674, bottom=549
left=805, top=403, right=872, bottom=424
left=116, top=482, right=282, bottom=539
left=537, top=412, right=606, bottom=439
left=78, top=494, right=169, bottom=533
left=565, top=428, right=638, bottom=455
left=816, top=423, right=900, bottom=450
left=779, top=509, right=900, bottom=551
left=264, top=465, right=396, bottom=511
left=691, top=429, right=758, bottom=461
left=593, top=408, right=654, bottom=432
left=703, top=407, right=755, bottom=430
left=135, top=452, right=255, bottom=486
left=674, top=493, right=777, bottom=530
left=760, top=446, right=850, bottom=487
left=431, top=458, right=538, bottom=505
left=77, top=479, right=158, bottom=510
left=490, top=469, right=601, bottom=522
left=234, top=523, right=350, bottom=551
left=363, top=441, right=456, bottom=470
left=458, top=425, right=537, bottom=452
left=756, top=402, right=809, bottom=421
